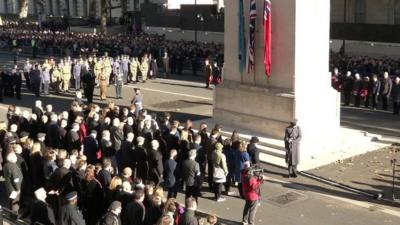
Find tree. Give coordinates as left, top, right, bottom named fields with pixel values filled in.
left=19, top=0, right=29, bottom=18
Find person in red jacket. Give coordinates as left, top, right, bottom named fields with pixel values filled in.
left=241, top=163, right=264, bottom=225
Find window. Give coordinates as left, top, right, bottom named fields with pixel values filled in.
left=394, top=0, right=400, bottom=24
left=354, top=0, right=366, bottom=23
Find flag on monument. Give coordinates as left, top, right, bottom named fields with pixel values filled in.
left=264, top=0, right=272, bottom=77
left=248, top=0, right=257, bottom=73
left=238, top=0, right=247, bottom=73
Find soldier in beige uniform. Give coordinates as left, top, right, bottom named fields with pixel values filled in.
left=94, top=58, right=103, bottom=86
left=130, top=57, right=139, bottom=83
left=99, top=69, right=108, bottom=100
left=104, top=57, right=112, bottom=85
left=61, top=62, right=71, bottom=92
left=140, top=55, right=149, bottom=82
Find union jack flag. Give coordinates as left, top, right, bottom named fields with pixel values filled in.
left=248, top=0, right=257, bottom=73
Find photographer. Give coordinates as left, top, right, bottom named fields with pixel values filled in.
left=241, top=162, right=263, bottom=225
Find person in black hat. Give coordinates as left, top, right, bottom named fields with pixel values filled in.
left=284, top=119, right=302, bottom=178
left=99, top=201, right=122, bottom=225
left=31, top=187, right=56, bottom=225
left=60, top=191, right=86, bottom=225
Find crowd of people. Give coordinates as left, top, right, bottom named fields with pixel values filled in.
left=330, top=53, right=400, bottom=114
left=0, top=93, right=263, bottom=225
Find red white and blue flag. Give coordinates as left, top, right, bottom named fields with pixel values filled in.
left=247, top=0, right=257, bottom=73
left=264, top=0, right=272, bottom=77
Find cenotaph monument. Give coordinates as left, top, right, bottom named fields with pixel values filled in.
left=214, top=0, right=341, bottom=170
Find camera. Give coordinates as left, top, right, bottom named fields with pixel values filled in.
left=247, top=166, right=264, bottom=179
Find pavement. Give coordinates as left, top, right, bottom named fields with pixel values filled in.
left=1, top=53, right=400, bottom=224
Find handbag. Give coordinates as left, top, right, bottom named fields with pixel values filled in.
left=213, top=167, right=226, bottom=181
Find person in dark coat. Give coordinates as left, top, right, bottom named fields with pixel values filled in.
left=182, top=149, right=201, bottom=202
left=32, top=100, right=44, bottom=120
left=96, top=158, right=113, bottom=189
left=118, top=132, right=135, bottom=173
left=59, top=119, right=68, bottom=150
left=381, top=72, right=393, bottom=110
left=284, top=119, right=302, bottom=178
left=164, top=149, right=178, bottom=198
left=31, top=188, right=56, bottom=225
left=101, top=201, right=122, bottom=225
left=391, top=77, right=400, bottom=115
left=122, top=190, right=146, bottom=225
left=66, top=123, right=81, bottom=153
left=343, top=71, right=353, bottom=106
left=147, top=140, right=164, bottom=185
left=371, top=75, right=381, bottom=110
left=247, top=137, right=260, bottom=166
left=12, top=68, right=22, bottom=100
left=82, top=66, right=96, bottom=104
left=82, top=165, right=104, bottom=225
left=30, top=64, right=42, bottom=97
left=83, top=130, right=99, bottom=165
left=353, top=73, right=363, bottom=107
left=60, top=191, right=86, bottom=225
left=179, top=197, right=198, bottom=225
left=110, top=118, right=124, bottom=152
left=3, top=151, right=24, bottom=212
left=134, top=136, right=149, bottom=181
left=47, top=114, right=60, bottom=148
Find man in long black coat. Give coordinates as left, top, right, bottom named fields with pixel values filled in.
left=66, top=123, right=81, bottom=153
left=31, top=188, right=56, bottom=225
left=110, top=119, right=124, bottom=152
left=284, top=119, right=302, bottom=178
left=83, top=130, right=99, bottom=165
left=47, top=114, right=61, bottom=148
left=133, top=137, right=149, bottom=181
left=371, top=75, right=381, bottom=110
left=343, top=71, right=353, bottom=106
left=147, top=140, right=164, bottom=185
left=122, top=190, right=145, bottom=225
left=119, top=132, right=135, bottom=173
left=82, top=67, right=95, bottom=103
left=381, top=72, right=393, bottom=110
left=391, top=77, right=400, bottom=115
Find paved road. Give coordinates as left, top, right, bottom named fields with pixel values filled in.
left=1, top=53, right=400, bottom=224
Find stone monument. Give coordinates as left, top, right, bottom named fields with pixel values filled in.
left=214, top=0, right=341, bottom=170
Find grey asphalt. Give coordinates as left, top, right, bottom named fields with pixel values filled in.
left=1, top=52, right=400, bottom=224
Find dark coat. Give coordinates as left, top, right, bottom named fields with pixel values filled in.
left=122, top=201, right=145, bottom=225
left=119, top=141, right=135, bottom=171
left=392, top=83, right=400, bottom=102
left=147, top=150, right=164, bottom=184
left=181, top=159, right=200, bottom=187
left=371, top=80, right=381, bottom=95
left=66, top=130, right=81, bottom=152
left=47, top=122, right=60, bottom=148
left=163, top=158, right=177, bottom=188
left=179, top=209, right=198, bottom=225
left=110, top=126, right=124, bottom=152
left=284, top=125, right=302, bottom=166
left=97, top=169, right=112, bottom=189
left=133, top=145, right=149, bottom=181
left=3, top=162, right=23, bottom=195
left=144, top=203, right=163, bottom=225
left=247, top=143, right=260, bottom=165
left=31, top=200, right=56, bottom=225
left=83, top=135, right=99, bottom=164
left=60, top=204, right=86, bottom=225
left=101, top=211, right=121, bottom=225
left=381, top=78, right=393, bottom=96
left=82, top=179, right=104, bottom=225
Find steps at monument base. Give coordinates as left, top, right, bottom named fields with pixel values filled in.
left=191, top=118, right=288, bottom=168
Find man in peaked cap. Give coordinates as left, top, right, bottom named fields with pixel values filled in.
left=60, top=191, right=86, bottom=225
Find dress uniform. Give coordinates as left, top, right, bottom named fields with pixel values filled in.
left=140, top=56, right=149, bottom=82
left=130, top=57, right=138, bottom=83
left=99, top=69, right=108, bottom=100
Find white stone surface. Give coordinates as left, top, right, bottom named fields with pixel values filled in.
left=214, top=0, right=341, bottom=171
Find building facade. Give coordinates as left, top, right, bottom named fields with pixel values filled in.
left=331, top=0, right=400, bottom=24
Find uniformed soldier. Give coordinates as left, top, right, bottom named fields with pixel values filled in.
left=94, top=58, right=103, bottom=86
left=61, top=61, right=72, bottom=92
left=11, top=66, right=22, bottom=99
left=140, top=54, right=149, bottom=82
left=130, top=57, right=138, bottom=83
left=60, top=191, right=86, bottom=225
left=104, top=57, right=113, bottom=85
left=3, top=152, right=24, bottom=212
left=99, top=68, right=108, bottom=101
